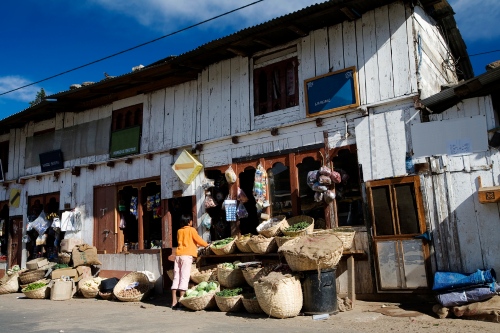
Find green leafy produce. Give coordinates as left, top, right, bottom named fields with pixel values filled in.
left=52, top=263, right=69, bottom=270
left=221, top=262, right=236, bottom=270
left=196, top=281, right=209, bottom=291
left=284, top=221, right=310, bottom=232
left=216, top=288, right=242, bottom=297
left=211, top=237, right=234, bottom=249
left=23, top=282, right=47, bottom=291
left=182, top=281, right=219, bottom=299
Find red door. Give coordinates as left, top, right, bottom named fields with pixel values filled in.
left=94, top=186, right=117, bottom=254
left=8, top=217, right=23, bottom=268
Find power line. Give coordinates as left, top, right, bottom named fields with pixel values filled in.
left=0, top=0, right=265, bottom=97
left=468, top=49, right=500, bottom=57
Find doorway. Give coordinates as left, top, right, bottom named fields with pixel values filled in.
left=366, top=176, right=430, bottom=291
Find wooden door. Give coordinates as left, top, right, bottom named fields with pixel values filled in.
left=8, top=216, right=23, bottom=267
left=366, top=176, right=430, bottom=291
left=94, top=186, right=117, bottom=254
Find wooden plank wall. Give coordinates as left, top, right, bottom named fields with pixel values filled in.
left=420, top=96, right=500, bottom=275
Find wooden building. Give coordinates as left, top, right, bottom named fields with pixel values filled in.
left=2, top=0, right=495, bottom=300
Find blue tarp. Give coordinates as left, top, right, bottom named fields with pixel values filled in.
left=432, top=269, right=496, bottom=291
left=436, top=282, right=500, bottom=307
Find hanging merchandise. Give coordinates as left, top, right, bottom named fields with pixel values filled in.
left=224, top=199, right=237, bottom=222
left=224, top=166, right=237, bottom=184
left=52, top=217, right=61, bottom=230
left=324, top=190, right=336, bottom=204
left=146, top=195, right=154, bottom=211
left=307, top=170, right=319, bottom=190
left=204, top=192, right=217, bottom=209
left=314, top=192, right=324, bottom=202
left=236, top=203, right=249, bottom=219
left=312, top=183, right=328, bottom=193
left=200, top=213, right=212, bottom=229
left=201, top=177, right=215, bottom=190
left=253, top=163, right=267, bottom=202
left=22, top=234, right=31, bottom=243
left=32, top=211, right=51, bottom=235
left=337, top=168, right=350, bottom=184
left=130, top=196, right=138, bottom=219
left=119, top=212, right=126, bottom=229
left=330, top=171, right=341, bottom=184
left=318, top=175, right=332, bottom=185
left=319, top=165, right=332, bottom=176
left=153, top=193, right=162, bottom=219
left=237, top=187, right=249, bottom=203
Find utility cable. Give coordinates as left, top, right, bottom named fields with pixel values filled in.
left=0, top=0, right=265, bottom=97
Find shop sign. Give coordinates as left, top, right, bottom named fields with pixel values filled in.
left=10, top=189, right=21, bottom=208
left=39, top=149, right=64, bottom=172
left=109, top=126, right=141, bottom=158
left=172, top=150, right=203, bottom=185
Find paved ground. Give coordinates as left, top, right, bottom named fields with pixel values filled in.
left=0, top=292, right=498, bottom=333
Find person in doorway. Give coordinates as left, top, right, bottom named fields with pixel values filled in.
left=171, top=214, right=209, bottom=309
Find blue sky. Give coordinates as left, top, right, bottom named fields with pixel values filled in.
left=0, top=0, right=499, bottom=121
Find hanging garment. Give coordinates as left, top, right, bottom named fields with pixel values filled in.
left=130, top=196, right=138, bottom=219
left=61, top=211, right=75, bottom=232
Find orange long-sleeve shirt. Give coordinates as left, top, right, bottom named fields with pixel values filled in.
left=176, top=226, right=208, bottom=258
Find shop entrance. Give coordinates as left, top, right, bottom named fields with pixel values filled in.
left=9, top=216, right=22, bottom=268
left=167, top=196, right=195, bottom=247
left=0, top=202, right=8, bottom=260
left=94, top=186, right=117, bottom=254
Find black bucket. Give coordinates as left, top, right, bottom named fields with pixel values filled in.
left=301, top=268, right=338, bottom=315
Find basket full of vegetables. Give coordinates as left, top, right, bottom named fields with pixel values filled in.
left=210, top=237, right=236, bottom=255
left=282, top=215, right=314, bottom=237
left=22, top=280, right=50, bottom=299
left=217, top=262, right=246, bottom=288
left=215, top=288, right=243, bottom=312
left=235, top=233, right=253, bottom=253
left=179, top=281, right=220, bottom=311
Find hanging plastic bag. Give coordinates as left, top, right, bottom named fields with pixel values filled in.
left=318, top=175, right=332, bottom=185
left=119, top=212, right=126, bottom=229
left=204, top=193, right=217, bottom=209
left=314, top=192, right=324, bottom=202
left=200, top=213, right=212, bottom=229
left=319, top=165, right=332, bottom=176
left=253, top=163, right=267, bottom=200
left=237, top=188, right=249, bottom=203
left=224, top=200, right=237, bottom=221
left=312, top=182, right=328, bottom=192
left=52, top=217, right=61, bottom=230
left=236, top=203, right=249, bottom=219
left=201, top=178, right=215, bottom=190
left=324, top=190, right=336, bottom=204
left=32, top=211, right=51, bottom=235
left=225, top=166, right=237, bottom=184
left=307, top=170, right=319, bottom=189
left=22, top=235, right=31, bottom=243
left=330, top=170, right=341, bottom=184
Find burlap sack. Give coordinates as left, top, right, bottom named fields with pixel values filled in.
left=72, top=244, right=102, bottom=267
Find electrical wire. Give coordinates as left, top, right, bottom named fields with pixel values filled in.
left=468, top=49, right=500, bottom=57
left=0, top=0, right=265, bottom=97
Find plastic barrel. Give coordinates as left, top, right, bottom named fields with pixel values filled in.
left=301, top=268, right=338, bottom=315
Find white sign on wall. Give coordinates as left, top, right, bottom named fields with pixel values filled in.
left=411, top=115, right=488, bottom=158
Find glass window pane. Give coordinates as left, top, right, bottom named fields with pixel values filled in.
left=402, top=240, right=428, bottom=288
left=395, top=184, right=420, bottom=234
left=376, top=240, right=402, bottom=289
left=372, top=186, right=394, bottom=236
left=267, top=163, right=291, bottom=218
left=297, top=157, right=325, bottom=227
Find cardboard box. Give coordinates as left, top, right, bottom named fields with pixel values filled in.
left=50, top=279, right=75, bottom=301
left=26, top=258, right=48, bottom=270
left=76, top=266, right=92, bottom=281
left=60, top=238, right=83, bottom=253
left=51, top=268, right=78, bottom=280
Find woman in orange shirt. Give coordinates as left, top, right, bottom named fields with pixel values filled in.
left=171, top=214, right=209, bottom=309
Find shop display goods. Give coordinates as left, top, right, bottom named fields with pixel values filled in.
left=22, top=281, right=50, bottom=299
left=282, top=215, right=314, bottom=237
left=242, top=294, right=264, bottom=314
left=217, top=263, right=245, bottom=288
left=215, top=288, right=243, bottom=312
left=0, top=273, right=19, bottom=295
left=254, top=273, right=303, bottom=318
left=19, top=269, right=46, bottom=285
left=190, top=265, right=217, bottom=284
left=235, top=234, right=253, bottom=253
left=113, top=272, right=151, bottom=302
left=256, top=215, right=288, bottom=238
left=210, top=237, right=236, bottom=255
left=78, top=277, right=102, bottom=298
left=278, top=233, right=343, bottom=271
left=247, top=235, right=277, bottom=254
left=179, top=281, right=220, bottom=311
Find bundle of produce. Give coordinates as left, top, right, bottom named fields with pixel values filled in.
left=254, top=272, right=302, bottom=318
left=215, top=288, right=243, bottom=312
left=282, top=215, right=314, bottom=237
left=179, top=281, right=220, bottom=311
left=247, top=235, right=277, bottom=254
left=217, top=262, right=245, bottom=288
left=78, top=277, right=103, bottom=298
left=278, top=232, right=343, bottom=271
left=190, top=265, right=218, bottom=284
left=235, top=233, right=253, bottom=253
left=22, top=280, right=50, bottom=299
left=256, top=215, right=288, bottom=238
left=242, top=293, right=264, bottom=314
left=210, top=237, right=236, bottom=255
left=113, top=272, right=152, bottom=302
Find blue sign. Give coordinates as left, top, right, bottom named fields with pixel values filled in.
left=305, top=67, right=359, bottom=116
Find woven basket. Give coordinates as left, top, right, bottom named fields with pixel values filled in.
left=19, top=269, right=46, bottom=285
left=241, top=266, right=271, bottom=287
left=254, top=275, right=303, bottom=318
left=282, top=215, right=314, bottom=237
left=78, top=277, right=102, bottom=298
left=22, top=283, right=50, bottom=299
left=256, top=215, right=288, bottom=238
left=215, top=294, right=243, bottom=312
left=20, top=278, right=49, bottom=290
left=99, top=291, right=114, bottom=300
left=179, top=282, right=220, bottom=311
left=275, top=236, right=294, bottom=248
left=217, top=265, right=246, bottom=288
left=242, top=295, right=264, bottom=314
left=248, top=236, right=277, bottom=254
left=282, top=248, right=343, bottom=272
left=314, top=228, right=356, bottom=250
left=57, top=252, right=71, bottom=265
left=235, top=235, right=253, bottom=253
left=0, top=273, right=19, bottom=295
left=113, top=272, right=151, bottom=302
left=210, top=238, right=237, bottom=255
left=191, top=265, right=218, bottom=284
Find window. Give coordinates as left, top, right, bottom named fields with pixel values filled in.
left=0, top=140, right=8, bottom=174
left=112, top=104, right=143, bottom=131
left=110, top=104, right=143, bottom=158
left=253, top=56, right=298, bottom=116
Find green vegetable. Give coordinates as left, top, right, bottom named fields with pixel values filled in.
left=196, top=281, right=209, bottom=291
left=198, top=290, right=208, bottom=297
left=211, top=237, right=234, bottom=249
left=23, top=282, right=47, bottom=291
left=284, top=221, right=310, bottom=232
left=216, top=288, right=242, bottom=297
left=221, top=262, right=236, bottom=270
left=208, top=282, right=218, bottom=291
left=52, top=263, right=69, bottom=270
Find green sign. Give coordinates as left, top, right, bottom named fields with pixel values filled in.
left=109, top=126, right=141, bottom=158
